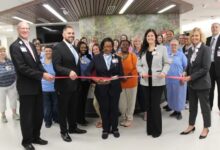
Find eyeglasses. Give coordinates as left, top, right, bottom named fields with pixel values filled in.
left=34, top=42, right=40, bottom=45
left=19, top=27, right=30, bottom=30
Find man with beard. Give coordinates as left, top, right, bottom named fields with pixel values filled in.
left=52, top=25, right=87, bottom=142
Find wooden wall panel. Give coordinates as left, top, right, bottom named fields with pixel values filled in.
left=0, top=0, right=193, bottom=24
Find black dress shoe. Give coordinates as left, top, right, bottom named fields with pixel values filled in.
left=45, top=123, right=52, bottom=128
left=180, top=127, right=195, bottom=135
left=23, top=144, right=35, bottom=150
left=147, top=132, right=152, bottom=136
left=152, top=134, right=161, bottom=138
left=102, top=132, right=109, bottom=139
left=69, top=128, right=87, bottom=134
left=112, top=131, right=120, bottom=138
left=61, top=133, right=72, bottom=142
left=199, top=130, right=209, bottom=139
left=170, top=111, right=178, bottom=117
left=163, top=105, right=168, bottom=109
left=176, top=113, right=182, bottom=120
left=165, top=107, right=172, bottom=112
left=32, top=138, right=48, bottom=145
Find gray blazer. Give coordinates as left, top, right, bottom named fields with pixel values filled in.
left=187, top=43, right=211, bottom=90
left=137, top=45, right=170, bottom=86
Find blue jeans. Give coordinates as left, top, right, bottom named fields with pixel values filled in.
left=42, top=92, right=58, bottom=125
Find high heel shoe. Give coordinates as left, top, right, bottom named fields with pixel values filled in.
left=180, top=127, right=195, bottom=135
left=199, top=129, right=209, bottom=139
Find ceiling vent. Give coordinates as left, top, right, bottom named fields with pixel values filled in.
left=106, top=6, right=116, bottom=15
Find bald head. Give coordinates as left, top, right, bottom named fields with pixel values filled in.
left=211, top=23, right=220, bottom=36
left=17, top=21, right=30, bottom=40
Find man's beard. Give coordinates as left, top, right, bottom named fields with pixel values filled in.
left=65, top=37, right=74, bottom=43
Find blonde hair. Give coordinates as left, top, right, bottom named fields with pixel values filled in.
left=0, top=46, right=6, bottom=51
left=190, top=27, right=206, bottom=43
left=132, top=35, right=142, bottom=48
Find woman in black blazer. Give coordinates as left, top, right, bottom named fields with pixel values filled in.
left=86, top=37, right=123, bottom=139
left=181, top=27, right=211, bottom=139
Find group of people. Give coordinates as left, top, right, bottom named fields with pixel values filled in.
left=0, top=21, right=219, bottom=150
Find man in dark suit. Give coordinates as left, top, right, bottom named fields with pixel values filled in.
left=206, top=23, right=220, bottom=111
left=52, top=25, right=86, bottom=142
left=10, top=21, right=54, bottom=150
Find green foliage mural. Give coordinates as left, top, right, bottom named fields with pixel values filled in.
left=79, top=14, right=179, bottom=41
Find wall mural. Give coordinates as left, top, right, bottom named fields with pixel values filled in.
left=79, top=14, right=179, bottom=42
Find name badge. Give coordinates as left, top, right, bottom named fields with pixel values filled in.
left=112, top=58, right=118, bottom=63
left=20, top=46, right=27, bottom=52
left=5, top=65, right=12, bottom=71
left=80, top=59, right=87, bottom=64
left=168, top=58, right=173, bottom=64
left=217, top=50, right=220, bottom=57
left=152, top=51, right=158, bottom=55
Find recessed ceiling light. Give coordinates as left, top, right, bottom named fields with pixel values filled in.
left=119, top=0, right=134, bottom=14
left=157, top=4, right=176, bottom=13
left=12, top=16, right=34, bottom=24
left=43, top=4, right=67, bottom=23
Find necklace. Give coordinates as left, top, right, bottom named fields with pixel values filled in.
left=121, top=53, right=128, bottom=60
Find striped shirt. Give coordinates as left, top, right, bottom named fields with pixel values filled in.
left=0, top=59, right=16, bottom=87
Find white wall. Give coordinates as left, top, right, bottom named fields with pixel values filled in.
left=180, top=17, right=220, bottom=37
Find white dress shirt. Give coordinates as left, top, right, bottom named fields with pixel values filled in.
left=190, top=42, right=202, bottom=64
left=103, top=53, right=112, bottom=70
left=64, top=40, right=79, bottom=64
left=21, top=39, right=36, bottom=61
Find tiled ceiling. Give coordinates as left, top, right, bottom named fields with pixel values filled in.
left=0, top=0, right=193, bottom=25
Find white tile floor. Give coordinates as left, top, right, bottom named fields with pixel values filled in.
left=1, top=91, right=220, bottom=150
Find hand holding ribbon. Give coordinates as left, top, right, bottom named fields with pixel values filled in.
left=43, top=73, right=54, bottom=81
left=69, top=71, right=77, bottom=80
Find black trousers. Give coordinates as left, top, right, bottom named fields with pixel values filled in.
left=136, top=82, right=146, bottom=112
left=142, top=86, right=163, bottom=136
left=96, top=88, right=120, bottom=133
left=19, top=94, right=43, bottom=146
left=189, top=88, right=211, bottom=128
left=57, top=91, right=78, bottom=134
left=77, top=81, right=90, bottom=123
left=209, top=62, right=220, bottom=110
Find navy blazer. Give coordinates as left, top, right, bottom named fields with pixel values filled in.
left=206, top=35, right=220, bottom=77
left=187, top=43, right=211, bottom=90
left=86, top=53, right=124, bottom=96
left=9, top=38, right=45, bottom=95
left=52, top=41, right=80, bottom=92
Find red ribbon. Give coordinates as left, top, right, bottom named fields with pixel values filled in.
left=54, top=75, right=184, bottom=80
